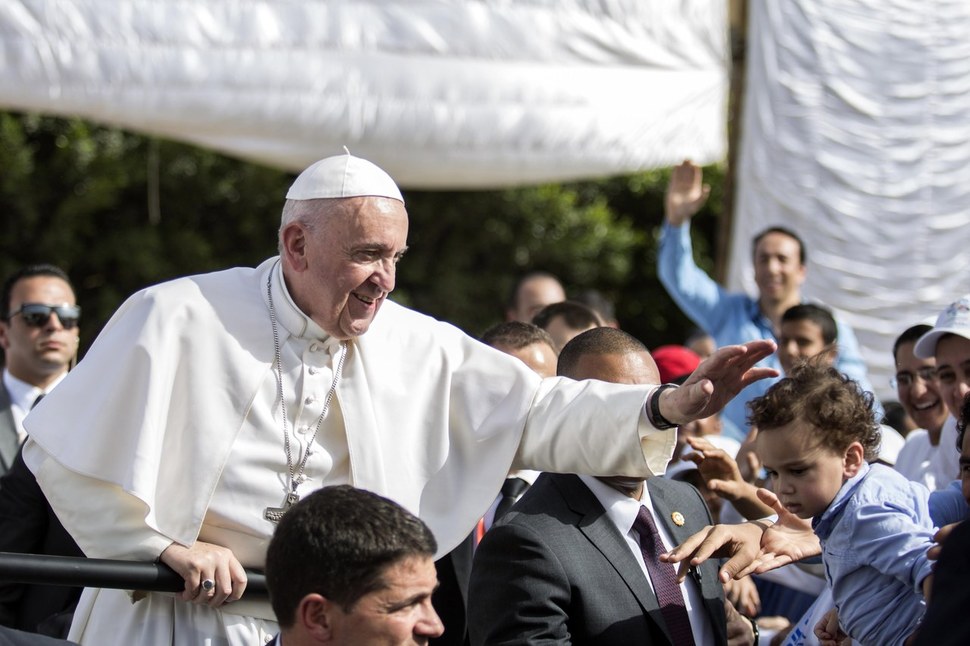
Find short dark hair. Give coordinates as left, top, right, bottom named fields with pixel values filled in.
left=1, top=264, right=73, bottom=320
left=893, top=324, right=933, bottom=361
left=572, top=288, right=616, bottom=323
left=749, top=362, right=880, bottom=461
left=506, top=270, right=561, bottom=310
left=557, top=327, right=647, bottom=378
left=265, top=485, right=437, bottom=627
left=781, top=304, right=838, bottom=346
left=956, top=392, right=970, bottom=452
left=752, top=227, right=806, bottom=265
left=480, top=321, right=556, bottom=353
left=532, top=301, right=603, bottom=332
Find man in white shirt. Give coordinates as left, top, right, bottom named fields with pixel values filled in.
left=892, top=323, right=958, bottom=490
left=23, top=152, right=776, bottom=645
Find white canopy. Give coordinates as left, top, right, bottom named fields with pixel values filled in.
left=731, top=0, right=970, bottom=400
left=0, top=0, right=729, bottom=188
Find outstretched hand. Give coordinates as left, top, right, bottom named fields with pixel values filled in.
left=665, top=160, right=710, bottom=227
left=660, top=487, right=818, bottom=583
left=753, top=488, right=819, bottom=572
left=659, top=340, right=778, bottom=425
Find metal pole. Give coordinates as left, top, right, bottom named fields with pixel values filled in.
left=0, top=552, right=267, bottom=598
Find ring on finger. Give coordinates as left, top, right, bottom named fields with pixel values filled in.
left=201, top=578, right=215, bottom=593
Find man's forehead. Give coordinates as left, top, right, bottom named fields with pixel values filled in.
left=11, top=275, right=75, bottom=301
left=755, top=232, right=801, bottom=257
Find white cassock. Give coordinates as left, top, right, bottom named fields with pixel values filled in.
left=23, top=257, right=676, bottom=645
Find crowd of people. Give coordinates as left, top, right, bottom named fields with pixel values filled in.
left=0, top=153, right=966, bottom=646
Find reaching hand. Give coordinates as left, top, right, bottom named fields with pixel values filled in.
left=814, top=608, right=850, bottom=646
left=160, top=540, right=247, bottom=607
left=684, top=436, right=748, bottom=501
left=753, top=488, right=819, bottom=573
left=660, top=488, right=819, bottom=583
left=684, top=436, right=774, bottom=519
left=928, top=521, right=962, bottom=560
left=659, top=340, right=778, bottom=425
left=665, top=160, right=710, bottom=226
left=724, top=575, right=761, bottom=617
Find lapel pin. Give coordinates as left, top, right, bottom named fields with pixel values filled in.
left=671, top=511, right=685, bottom=526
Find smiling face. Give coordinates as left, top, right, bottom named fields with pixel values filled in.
left=934, top=335, right=970, bottom=422
left=757, top=419, right=863, bottom=519
left=328, top=555, right=443, bottom=645
left=753, top=232, right=805, bottom=307
left=282, top=197, right=409, bottom=340
left=0, top=275, right=78, bottom=387
left=894, top=340, right=948, bottom=437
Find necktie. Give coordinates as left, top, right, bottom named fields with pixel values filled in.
left=493, top=477, right=528, bottom=523
left=31, top=393, right=45, bottom=409
left=632, top=505, right=696, bottom=646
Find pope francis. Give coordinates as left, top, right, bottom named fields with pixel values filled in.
left=22, top=152, right=776, bottom=644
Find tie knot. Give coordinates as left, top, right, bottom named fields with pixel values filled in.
left=501, top=477, right=528, bottom=499
left=31, top=393, right=46, bottom=410
left=633, top=505, right=659, bottom=537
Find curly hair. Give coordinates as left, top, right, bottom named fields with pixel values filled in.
left=748, top=362, right=881, bottom=461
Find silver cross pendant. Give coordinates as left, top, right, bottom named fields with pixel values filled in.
left=263, top=491, right=300, bottom=524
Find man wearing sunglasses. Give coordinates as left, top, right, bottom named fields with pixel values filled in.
left=0, top=263, right=83, bottom=638
left=0, top=264, right=79, bottom=474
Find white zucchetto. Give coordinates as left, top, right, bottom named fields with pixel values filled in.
left=286, top=150, right=404, bottom=203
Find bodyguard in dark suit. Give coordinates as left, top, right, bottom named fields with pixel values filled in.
left=0, top=448, right=83, bottom=636
left=469, top=472, right=726, bottom=645
left=0, top=265, right=81, bottom=637
left=467, top=328, right=751, bottom=646
left=0, top=264, right=80, bottom=480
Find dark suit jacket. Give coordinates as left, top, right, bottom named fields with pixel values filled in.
left=0, top=626, right=76, bottom=646
left=467, top=474, right=726, bottom=646
left=0, top=386, right=19, bottom=480
left=0, top=447, right=83, bottom=636
left=432, top=532, right=475, bottom=646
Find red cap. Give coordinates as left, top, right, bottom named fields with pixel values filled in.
left=652, top=345, right=701, bottom=384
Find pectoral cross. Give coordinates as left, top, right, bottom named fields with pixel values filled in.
left=264, top=491, right=300, bottom=523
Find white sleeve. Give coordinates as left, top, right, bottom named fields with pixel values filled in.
left=27, top=444, right=174, bottom=561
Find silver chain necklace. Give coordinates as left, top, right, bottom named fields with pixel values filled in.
left=263, top=268, right=347, bottom=523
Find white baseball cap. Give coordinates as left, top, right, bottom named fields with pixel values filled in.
left=913, top=295, right=970, bottom=359
left=286, top=149, right=404, bottom=203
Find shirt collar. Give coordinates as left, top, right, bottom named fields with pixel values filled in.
left=813, top=461, right=871, bottom=537
left=579, top=474, right=654, bottom=536
left=269, top=259, right=336, bottom=346
left=2, top=368, right=66, bottom=411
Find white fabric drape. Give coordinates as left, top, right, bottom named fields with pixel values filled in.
left=0, top=0, right=728, bottom=188
left=731, top=0, right=970, bottom=401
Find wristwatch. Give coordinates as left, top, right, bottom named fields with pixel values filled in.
left=647, top=383, right=680, bottom=430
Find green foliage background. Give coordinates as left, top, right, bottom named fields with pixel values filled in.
left=0, top=112, right=726, bottom=354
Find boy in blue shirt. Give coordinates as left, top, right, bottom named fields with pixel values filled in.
left=752, top=363, right=935, bottom=645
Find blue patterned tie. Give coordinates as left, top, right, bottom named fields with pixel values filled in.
left=632, top=505, right=696, bottom=645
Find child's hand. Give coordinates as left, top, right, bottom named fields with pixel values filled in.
left=813, top=607, right=850, bottom=645
left=928, top=521, right=962, bottom=560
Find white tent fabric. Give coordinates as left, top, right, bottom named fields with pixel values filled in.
left=730, top=0, right=970, bottom=402
left=0, top=0, right=728, bottom=188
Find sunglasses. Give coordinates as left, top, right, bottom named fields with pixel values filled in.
left=7, top=303, right=81, bottom=329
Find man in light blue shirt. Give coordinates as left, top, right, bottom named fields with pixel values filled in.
left=657, top=161, right=877, bottom=440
